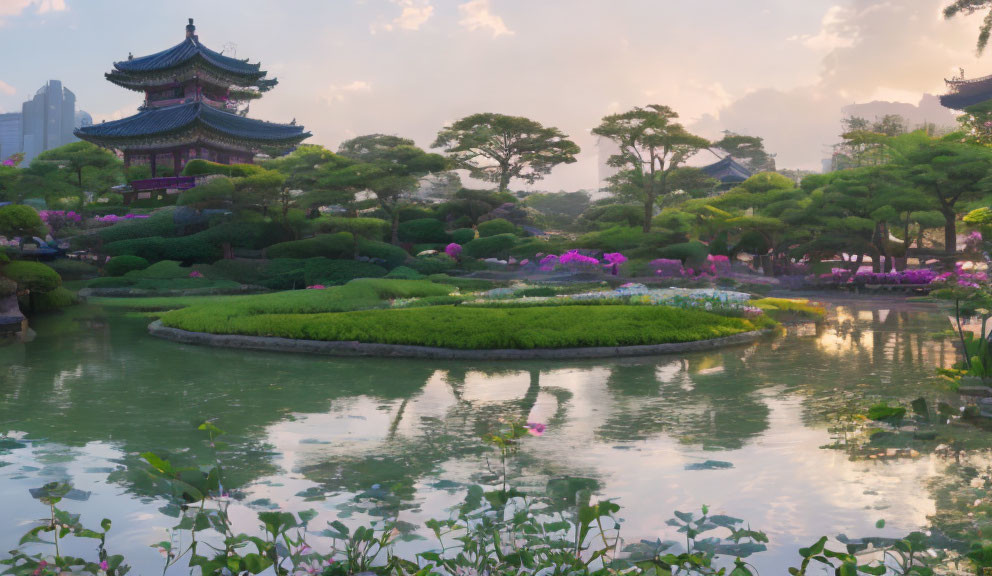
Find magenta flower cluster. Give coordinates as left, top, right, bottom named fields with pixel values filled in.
left=821, top=268, right=939, bottom=286
left=38, top=210, right=82, bottom=224
left=188, top=270, right=204, bottom=278
left=653, top=254, right=728, bottom=279
left=95, top=213, right=150, bottom=223
left=445, top=243, right=462, bottom=259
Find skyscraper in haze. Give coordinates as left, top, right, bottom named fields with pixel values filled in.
left=0, top=113, right=21, bottom=162
left=21, top=80, right=78, bottom=164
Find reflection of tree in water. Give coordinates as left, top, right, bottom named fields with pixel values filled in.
left=597, top=348, right=770, bottom=450
left=0, top=311, right=435, bottom=499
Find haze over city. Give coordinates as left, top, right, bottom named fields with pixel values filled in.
left=0, top=0, right=979, bottom=189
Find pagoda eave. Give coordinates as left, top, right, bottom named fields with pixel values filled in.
left=77, top=126, right=309, bottom=155
left=106, top=64, right=268, bottom=93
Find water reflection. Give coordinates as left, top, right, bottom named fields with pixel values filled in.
left=0, top=300, right=980, bottom=571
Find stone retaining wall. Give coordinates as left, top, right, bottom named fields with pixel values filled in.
left=148, top=320, right=770, bottom=360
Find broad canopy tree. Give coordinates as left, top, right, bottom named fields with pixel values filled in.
left=712, top=133, right=776, bottom=172
left=329, top=134, right=448, bottom=244
left=593, top=105, right=709, bottom=233
left=433, top=113, right=580, bottom=193
left=945, top=0, right=992, bottom=53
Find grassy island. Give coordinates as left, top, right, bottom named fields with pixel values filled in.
left=153, top=278, right=775, bottom=350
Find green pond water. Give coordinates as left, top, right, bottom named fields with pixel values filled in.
left=0, top=299, right=982, bottom=572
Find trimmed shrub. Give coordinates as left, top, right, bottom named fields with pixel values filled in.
left=199, top=220, right=290, bottom=250
left=105, top=256, right=150, bottom=277
left=408, top=254, right=456, bottom=275
left=385, top=266, right=424, bottom=280
left=2, top=261, right=61, bottom=293
left=97, top=208, right=177, bottom=243
left=87, top=277, right=135, bottom=289
left=0, top=204, right=44, bottom=238
left=450, top=228, right=476, bottom=244
left=477, top=218, right=519, bottom=237
left=658, top=241, right=710, bottom=266
left=205, top=259, right=268, bottom=284
left=265, top=233, right=354, bottom=260
left=304, top=258, right=388, bottom=286
left=462, top=233, right=517, bottom=259
left=124, top=260, right=192, bottom=279
left=177, top=177, right=235, bottom=209
left=397, top=206, right=436, bottom=222
left=579, top=204, right=644, bottom=229
left=103, top=236, right=221, bottom=264
left=357, top=239, right=409, bottom=269
left=257, top=259, right=306, bottom=290
left=32, top=286, right=78, bottom=311
left=47, top=259, right=99, bottom=281
left=509, top=237, right=571, bottom=259
left=398, top=218, right=449, bottom=244
left=575, top=226, right=669, bottom=252
left=426, top=274, right=495, bottom=292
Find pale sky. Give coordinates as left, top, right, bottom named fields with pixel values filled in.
left=0, top=0, right=983, bottom=190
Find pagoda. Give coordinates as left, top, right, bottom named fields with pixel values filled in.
left=940, top=69, right=992, bottom=110
left=76, top=19, right=309, bottom=180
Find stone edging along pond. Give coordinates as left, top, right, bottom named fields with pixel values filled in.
left=147, top=320, right=771, bottom=360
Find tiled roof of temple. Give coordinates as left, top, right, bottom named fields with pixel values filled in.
left=701, top=156, right=752, bottom=184
left=75, top=101, right=309, bottom=144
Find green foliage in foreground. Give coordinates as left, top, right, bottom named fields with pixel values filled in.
left=104, top=256, right=150, bottom=277
left=750, top=298, right=826, bottom=321
left=161, top=302, right=763, bottom=349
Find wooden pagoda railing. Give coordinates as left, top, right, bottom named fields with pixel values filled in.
left=130, top=176, right=196, bottom=192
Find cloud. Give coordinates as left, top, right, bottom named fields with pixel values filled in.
left=698, top=0, right=989, bottom=170
left=0, top=81, right=15, bottom=96
left=371, top=0, right=433, bottom=33
left=458, top=0, right=513, bottom=37
left=0, top=0, right=67, bottom=25
left=321, top=81, right=373, bottom=105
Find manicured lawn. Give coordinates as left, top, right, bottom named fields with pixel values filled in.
left=160, top=300, right=766, bottom=350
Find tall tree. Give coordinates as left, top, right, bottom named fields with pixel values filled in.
left=433, top=113, right=580, bottom=193
left=36, top=141, right=121, bottom=190
left=330, top=134, right=447, bottom=244
left=892, top=132, right=992, bottom=253
left=712, top=132, right=776, bottom=172
left=236, top=169, right=287, bottom=218
left=945, top=0, right=992, bottom=53
left=263, top=144, right=357, bottom=213
left=592, top=105, right=709, bottom=232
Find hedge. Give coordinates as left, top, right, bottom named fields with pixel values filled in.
left=657, top=241, right=710, bottom=266
left=30, top=286, right=77, bottom=311
left=47, top=259, right=100, bottom=280
left=97, top=207, right=177, bottom=244
left=103, top=235, right=222, bottom=264
left=462, top=233, right=517, bottom=259
left=477, top=218, right=519, bottom=237
left=408, top=254, right=456, bottom=275
left=161, top=302, right=758, bottom=350
left=105, top=255, right=150, bottom=277
left=265, top=233, right=354, bottom=260
left=450, top=228, right=476, bottom=244
left=384, top=266, right=424, bottom=280
left=124, top=260, right=193, bottom=279
left=304, top=258, right=388, bottom=286
left=357, top=239, right=408, bottom=269
left=398, top=218, right=449, bottom=244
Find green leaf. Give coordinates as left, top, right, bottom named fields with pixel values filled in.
left=243, top=553, right=272, bottom=574
left=799, top=536, right=827, bottom=557
left=875, top=519, right=885, bottom=529
left=100, top=518, right=112, bottom=532
left=140, top=452, right=173, bottom=475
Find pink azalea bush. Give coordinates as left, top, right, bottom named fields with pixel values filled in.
left=445, top=243, right=462, bottom=260
left=38, top=210, right=82, bottom=233
left=188, top=270, right=204, bottom=278
left=306, top=284, right=326, bottom=290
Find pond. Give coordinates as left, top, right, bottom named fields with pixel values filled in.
left=0, top=299, right=980, bottom=573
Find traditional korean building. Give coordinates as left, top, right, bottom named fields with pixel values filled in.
left=76, top=19, right=309, bottom=183
left=940, top=71, right=992, bottom=110
left=701, top=155, right=752, bottom=187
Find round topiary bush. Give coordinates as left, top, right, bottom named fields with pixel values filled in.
left=105, top=255, right=151, bottom=277
left=462, top=233, right=517, bottom=259
left=398, top=218, right=449, bottom=244
left=0, top=204, right=44, bottom=238
left=303, top=258, right=388, bottom=286
left=384, top=266, right=424, bottom=280
left=477, top=218, right=519, bottom=237
left=408, top=254, right=456, bottom=275
left=450, top=228, right=476, bottom=245
left=2, top=261, right=61, bottom=293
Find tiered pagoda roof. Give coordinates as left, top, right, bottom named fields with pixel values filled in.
left=701, top=156, right=752, bottom=185
left=76, top=101, right=309, bottom=152
left=940, top=74, right=992, bottom=110
left=105, top=19, right=276, bottom=94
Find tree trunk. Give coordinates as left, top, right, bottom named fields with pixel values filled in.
left=498, top=167, right=511, bottom=193
left=390, top=211, right=400, bottom=245
left=944, top=210, right=957, bottom=254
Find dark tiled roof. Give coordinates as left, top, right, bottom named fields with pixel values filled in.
left=701, top=156, right=752, bottom=184
left=75, top=101, right=308, bottom=142
left=114, top=38, right=262, bottom=76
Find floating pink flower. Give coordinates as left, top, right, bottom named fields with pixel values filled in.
left=527, top=422, right=546, bottom=436
left=99, top=560, right=109, bottom=571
